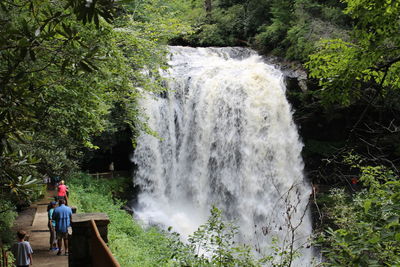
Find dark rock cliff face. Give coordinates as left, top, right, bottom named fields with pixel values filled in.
left=264, top=56, right=309, bottom=92
left=269, top=58, right=345, bottom=185
left=277, top=58, right=400, bottom=189
left=81, top=129, right=134, bottom=174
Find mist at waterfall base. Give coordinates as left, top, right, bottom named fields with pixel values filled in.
left=132, top=46, right=312, bottom=264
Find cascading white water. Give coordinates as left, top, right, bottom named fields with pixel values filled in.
left=133, top=46, right=312, bottom=265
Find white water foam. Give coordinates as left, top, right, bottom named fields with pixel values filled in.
left=133, top=46, right=312, bottom=265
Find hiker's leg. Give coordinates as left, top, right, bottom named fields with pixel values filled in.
left=64, top=237, right=68, bottom=253
left=56, top=232, right=63, bottom=252
left=57, top=238, right=62, bottom=251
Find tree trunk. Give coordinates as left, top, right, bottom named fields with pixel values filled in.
left=204, top=0, right=212, bottom=21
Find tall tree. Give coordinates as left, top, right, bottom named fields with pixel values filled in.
left=0, top=0, right=188, bottom=206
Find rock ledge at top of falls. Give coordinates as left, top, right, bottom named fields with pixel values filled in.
left=262, top=55, right=309, bottom=92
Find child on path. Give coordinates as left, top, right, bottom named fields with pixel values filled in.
left=11, top=230, right=33, bottom=267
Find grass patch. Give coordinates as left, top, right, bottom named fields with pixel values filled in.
left=68, top=173, right=173, bottom=266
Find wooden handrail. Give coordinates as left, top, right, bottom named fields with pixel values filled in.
left=89, top=219, right=120, bottom=267
left=89, top=171, right=129, bottom=179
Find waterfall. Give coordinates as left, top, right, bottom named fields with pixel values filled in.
left=132, top=46, right=312, bottom=265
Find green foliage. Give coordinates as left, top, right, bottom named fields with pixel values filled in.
left=168, top=206, right=260, bottom=267
left=180, top=2, right=248, bottom=46
left=317, top=159, right=400, bottom=266
left=69, top=173, right=308, bottom=266
left=176, top=0, right=349, bottom=61
left=259, top=237, right=302, bottom=267
left=0, top=0, right=123, bottom=208
left=0, top=0, right=120, bottom=150
left=0, top=0, right=189, bottom=210
left=255, top=0, right=294, bottom=50
left=0, top=200, right=17, bottom=245
left=0, top=147, right=44, bottom=207
left=306, top=0, right=400, bottom=106
left=169, top=205, right=305, bottom=267
left=68, top=173, right=174, bottom=267
left=0, top=251, right=14, bottom=267
left=306, top=39, right=365, bottom=106
left=255, top=0, right=349, bottom=61
left=69, top=175, right=260, bottom=267
left=192, top=24, right=228, bottom=46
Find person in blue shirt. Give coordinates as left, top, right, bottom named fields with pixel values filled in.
left=52, top=199, right=72, bottom=256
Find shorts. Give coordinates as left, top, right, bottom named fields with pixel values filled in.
left=56, top=231, right=68, bottom=239
left=56, top=196, right=66, bottom=201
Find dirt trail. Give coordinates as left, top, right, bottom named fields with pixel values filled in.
left=13, top=189, right=68, bottom=267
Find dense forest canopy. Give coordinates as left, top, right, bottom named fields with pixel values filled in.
left=0, top=0, right=188, bottom=242
left=1, top=0, right=400, bottom=265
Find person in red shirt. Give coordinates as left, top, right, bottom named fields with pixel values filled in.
left=57, top=180, right=69, bottom=205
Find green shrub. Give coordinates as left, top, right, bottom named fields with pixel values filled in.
left=0, top=200, right=17, bottom=245
left=168, top=206, right=259, bottom=267
left=68, top=173, right=307, bottom=266
left=68, top=173, right=173, bottom=266
left=317, top=161, right=400, bottom=266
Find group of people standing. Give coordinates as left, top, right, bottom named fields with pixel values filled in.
left=48, top=180, right=72, bottom=256
left=47, top=198, right=72, bottom=256
left=11, top=180, right=72, bottom=267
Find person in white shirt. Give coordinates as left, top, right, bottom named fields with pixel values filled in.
left=11, top=230, right=33, bottom=267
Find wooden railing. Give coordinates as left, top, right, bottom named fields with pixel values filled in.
left=89, top=219, right=120, bottom=267
left=89, top=171, right=129, bottom=179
